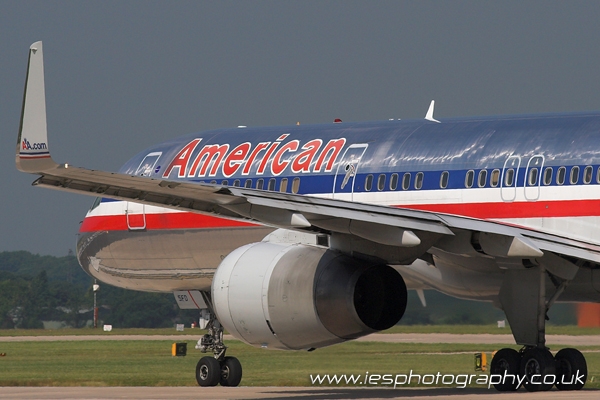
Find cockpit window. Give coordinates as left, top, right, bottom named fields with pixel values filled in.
left=135, top=152, right=162, bottom=176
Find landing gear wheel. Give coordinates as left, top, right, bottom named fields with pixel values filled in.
left=520, top=348, right=556, bottom=392
left=220, top=356, right=243, bottom=387
left=555, top=348, right=587, bottom=390
left=196, top=356, right=221, bottom=387
left=490, top=348, right=521, bottom=391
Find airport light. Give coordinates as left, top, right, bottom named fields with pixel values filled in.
left=93, top=280, right=99, bottom=328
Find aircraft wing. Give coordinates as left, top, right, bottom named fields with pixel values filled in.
left=17, top=42, right=600, bottom=274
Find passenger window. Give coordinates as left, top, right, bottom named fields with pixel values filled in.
left=210, top=180, right=217, bottom=184
left=570, top=166, right=580, bottom=184
left=490, top=169, right=500, bottom=187
left=291, top=177, right=300, bottom=194
left=244, top=179, right=252, bottom=188
left=527, top=168, right=538, bottom=186
left=557, top=167, right=566, bottom=185
left=584, top=166, right=593, bottom=184
left=221, top=180, right=229, bottom=186
left=440, top=171, right=449, bottom=189
left=478, top=170, right=487, bottom=188
left=365, top=174, right=373, bottom=191
left=256, top=179, right=264, bottom=190
left=233, top=179, right=241, bottom=187
left=280, top=178, right=288, bottom=192
left=415, top=172, right=424, bottom=190
left=504, top=169, right=515, bottom=187
left=390, top=173, right=399, bottom=190
left=543, top=167, right=553, bottom=185
left=465, top=170, right=475, bottom=188
left=268, top=178, right=276, bottom=191
left=377, top=174, right=386, bottom=191
left=402, top=173, right=411, bottom=190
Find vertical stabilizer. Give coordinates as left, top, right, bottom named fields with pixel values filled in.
left=16, top=41, right=57, bottom=173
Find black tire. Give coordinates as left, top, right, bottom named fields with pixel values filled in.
left=196, top=356, right=221, bottom=387
left=490, top=348, right=521, bottom=391
left=220, top=356, right=243, bottom=387
left=555, top=348, right=587, bottom=390
left=520, top=348, right=556, bottom=392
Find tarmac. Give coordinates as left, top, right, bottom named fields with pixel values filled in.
left=0, top=386, right=598, bottom=399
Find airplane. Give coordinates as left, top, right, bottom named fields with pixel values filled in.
left=15, top=41, right=599, bottom=392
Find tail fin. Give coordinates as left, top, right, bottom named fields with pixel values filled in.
left=16, top=41, right=58, bottom=173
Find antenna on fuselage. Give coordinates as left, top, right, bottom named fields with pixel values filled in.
left=424, top=100, right=440, bottom=123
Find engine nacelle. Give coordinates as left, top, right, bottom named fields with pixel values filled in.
left=212, top=242, right=407, bottom=350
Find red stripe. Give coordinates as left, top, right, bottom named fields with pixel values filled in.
left=188, top=291, right=200, bottom=308
left=19, top=154, right=51, bottom=159
left=80, top=198, right=600, bottom=233
left=396, top=199, right=600, bottom=219
left=79, top=212, right=257, bottom=232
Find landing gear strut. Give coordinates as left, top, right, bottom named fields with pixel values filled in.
left=195, top=309, right=242, bottom=387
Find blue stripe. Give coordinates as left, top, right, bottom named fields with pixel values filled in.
left=186, top=164, right=600, bottom=195
left=20, top=151, right=50, bottom=156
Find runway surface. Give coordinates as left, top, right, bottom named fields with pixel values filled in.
left=2, top=333, right=600, bottom=346
left=0, top=386, right=598, bottom=399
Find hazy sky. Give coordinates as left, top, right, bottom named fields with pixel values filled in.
left=3, top=1, right=600, bottom=256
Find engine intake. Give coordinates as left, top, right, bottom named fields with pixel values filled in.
left=212, top=242, right=407, bottom=350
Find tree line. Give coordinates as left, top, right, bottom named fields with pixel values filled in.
left=0, top=251, right=198, bottom=329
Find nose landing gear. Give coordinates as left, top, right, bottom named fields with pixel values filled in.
left=194, top=312, right=242, bottom=387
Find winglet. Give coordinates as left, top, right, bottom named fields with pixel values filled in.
left=16, top=41, right=58, bottom=173
left=424, top=100, right=440, bottom=123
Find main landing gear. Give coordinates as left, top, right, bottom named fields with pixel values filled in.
left=492, top=259, right=588, bottom=392
left=195, top=312, right=242, bottom=387
left=490, top=346, right=587, bottom=392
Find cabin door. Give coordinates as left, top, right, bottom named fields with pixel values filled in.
left=501, top=156, right=521, bottom=202
left=126, top=202, right=146, bottom=230
left=332, top=144, right=369, bottom=201
left=524, top=155, right=544, bottom=201
left=125, top=152, right=162, bottom=230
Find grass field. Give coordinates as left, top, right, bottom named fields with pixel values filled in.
left=1, top=332, right=599, bottom=388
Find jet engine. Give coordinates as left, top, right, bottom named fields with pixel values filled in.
left=212, top=242, right=407, bottom=350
